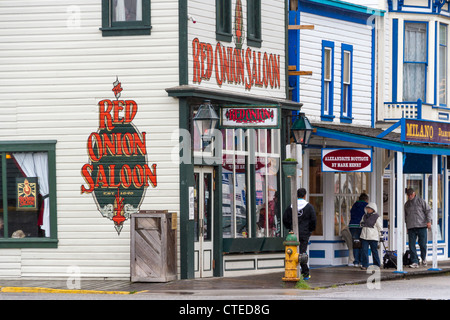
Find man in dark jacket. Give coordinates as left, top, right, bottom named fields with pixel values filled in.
left=283, top=188, right=317, bottom=280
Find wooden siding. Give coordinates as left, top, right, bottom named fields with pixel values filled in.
left=298, top=12, right=374, bottom=126
left=0, top=0, right=180, bottom=279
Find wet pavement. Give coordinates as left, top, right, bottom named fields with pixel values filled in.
left=0, top=261, right=449, bottom=295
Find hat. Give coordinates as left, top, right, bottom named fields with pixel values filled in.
left=406, top=187, right=415, bottom=195
left=364, top=202, right=378, bottom=213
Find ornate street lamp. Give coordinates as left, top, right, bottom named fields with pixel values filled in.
left=291, top=113, right=313, bottom=146
left=193, top=100, right=219, bottom=141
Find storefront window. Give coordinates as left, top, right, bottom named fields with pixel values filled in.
left=427, top=174, right=443, bottom=241
left=334, top=172, right=370, bottom=236
left=222, top=128, right=281, bottom=239
left=309, top=155, right=323, bottom=236
left=0, top=152, right=52, bottom=240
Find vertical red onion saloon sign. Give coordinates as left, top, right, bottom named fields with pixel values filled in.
left=81, top=79, right=157, bottom=234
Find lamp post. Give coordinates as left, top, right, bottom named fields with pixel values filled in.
left=288, top=113, right=314, bottom=279
left=193, top=100, right=219, bottom=146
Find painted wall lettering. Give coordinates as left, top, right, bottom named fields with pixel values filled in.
left=81, top=78, right=157, bottom=234
left=192, top=38, right=281, bottom=91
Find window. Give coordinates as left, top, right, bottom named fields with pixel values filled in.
left=221, top=128, right=281, bottom=239
left=309, top=154, right=323, bottom=236
left=439, top=24, right=447, bottom=106
left=341, top=44, right=353, bottom=122
left=101, top=0, right=151, bottom=37
left=334, top=172, right=370, bottom=236
left=0, top=142, right=57, bottom=248
left=247, top=0, right=261, bottom=48
left=322, top=41, right=335, bottom=121
left=216, top=0, right=232, bottom=42
left=403, top=22, right=428, bottom=102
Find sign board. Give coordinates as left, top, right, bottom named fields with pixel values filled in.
left=220, top=105, right=279, bottom=129
left=16, top=177, right=38, bottom=211
left=322, top=148, right=372, bottom=172
left=402, top=118, right=450, bottom=144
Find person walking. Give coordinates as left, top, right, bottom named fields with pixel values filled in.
left=404, top=187, right=432, bottom=268
left=360, top=202, right=382, bottom=270
left=283, top=188, right=317, bottom=280
left=348, top=193, right=369, bottom=267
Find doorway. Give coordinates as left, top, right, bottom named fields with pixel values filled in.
left=194, top=166, right=214, bottom=278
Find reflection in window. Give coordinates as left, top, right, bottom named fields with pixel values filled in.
left=222, top=128, right=281, bottom=239
left=334, top=172, right=369, bottom=236
left=309, top=156, right=323, bottom=236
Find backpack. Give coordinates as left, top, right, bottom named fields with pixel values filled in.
left=403, top=250, right=412, bottom=266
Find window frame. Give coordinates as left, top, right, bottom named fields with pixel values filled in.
left=100, top=0, right=152, bottom=37
left=247, top=0, right=262, bottom=48
left=0, top=141, right=57, bottom=248
left=340, top=44, right=353, bottom=123
left=439, top=23, right=448, bottom=107
left=402, top=21, right=428, bottom=102
left=321, top=40, right=335, bottom=121
left=216, top=0, right=232, bottom=42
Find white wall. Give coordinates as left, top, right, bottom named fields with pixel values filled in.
left=0, top=0, right=180, bottom=279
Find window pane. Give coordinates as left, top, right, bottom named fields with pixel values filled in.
left=404, top=22, right=427, bottom=62
left=403, top=63, right=426, bottom=101
left=310, top=196, right=323, bottom=236
left=112, top=0, right=142, bottom=22
left=7, top=153, right=48, bottom=238
left=324, top=48, right=331, bottom=81
left=309, top=156, right=323, bottom=194
left=343, top=51, right=350, bottom=84
left=440, top=24, right=447, bottom=105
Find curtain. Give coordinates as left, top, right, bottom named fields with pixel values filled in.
left=403, top=23, right=427, bottom=102
left=13, top=152, right=50, bottom=237
left=113, top=0, right=142, bottom=22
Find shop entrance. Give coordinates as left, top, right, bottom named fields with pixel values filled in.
left=194, top=166, right=214, bottom=278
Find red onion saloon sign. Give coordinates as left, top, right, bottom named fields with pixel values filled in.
left=81, top=79, right=157, bottom=234
left=322, top=148, right=372, bottom=172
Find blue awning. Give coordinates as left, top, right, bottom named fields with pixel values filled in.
left=312, top=124, right=450, bottom=156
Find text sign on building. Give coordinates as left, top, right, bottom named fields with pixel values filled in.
left=402, top=119, right=450, bottom=144
left=220, top=106, right=279, bottom=129
left=81, top=79, right=158, bottom=235
left=322, top=148, right=372, bottom=172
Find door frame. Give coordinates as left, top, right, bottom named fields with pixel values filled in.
left=194, top=166, right=214, bottom=278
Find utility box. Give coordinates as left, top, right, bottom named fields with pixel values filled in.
left=130, top=210, right=177, bottom=282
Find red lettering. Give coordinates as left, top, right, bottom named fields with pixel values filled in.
left=99, top=99, right=114, bottom=130
left=192, top=38, right=201, bottom=83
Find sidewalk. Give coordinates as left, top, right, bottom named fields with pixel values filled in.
left=0, top=261, right=449, bottom=295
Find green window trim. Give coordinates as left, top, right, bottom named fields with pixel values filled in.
left=100, top=0, right=152, bottom=37
left=216, top=0, right=232, bottom=42
left=0, top=141, right=58, bottom=249
left=247, top=0, right=261, bottom=48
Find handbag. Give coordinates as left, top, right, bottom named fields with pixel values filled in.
left=352, top=238, right=362, bottom=249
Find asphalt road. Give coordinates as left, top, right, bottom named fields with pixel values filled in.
left=1, top=273, right=449, bottom=300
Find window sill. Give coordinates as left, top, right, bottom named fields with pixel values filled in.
left=340, top=116, right=353, bottom=123
left=0, top=238, right=58, bottom=249
left=320, top=114, right=335, bottom=122
left=100, top=26, right=152, bottom=37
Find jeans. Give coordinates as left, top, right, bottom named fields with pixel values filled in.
left=349, top=227, right=362, bottom=265
left=408, top=227, right=428, bottom=264
left=361, top=239, right=381, bottom=268
left=299, top=237, right=310, bottom=276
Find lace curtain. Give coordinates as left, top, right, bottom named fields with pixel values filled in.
left=112, top=0, right=142, bottom=22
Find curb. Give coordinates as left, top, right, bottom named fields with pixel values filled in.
left=0, top=286, right=146, bottom=295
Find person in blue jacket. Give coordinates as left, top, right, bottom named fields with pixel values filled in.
left=349, top=193, right=369, bottom=267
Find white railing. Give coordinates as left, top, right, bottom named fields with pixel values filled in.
left=384, top=99, right=422, bottom=121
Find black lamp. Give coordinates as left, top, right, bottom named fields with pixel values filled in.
left=193, top=100, right=219, bottom=141
left=291, top=113, right=313, bottom=146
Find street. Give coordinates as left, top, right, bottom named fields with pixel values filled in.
left=1, top=273, right=449, bottom=300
